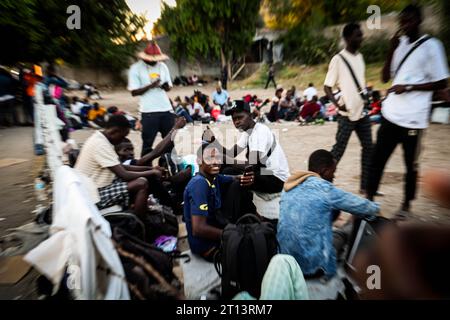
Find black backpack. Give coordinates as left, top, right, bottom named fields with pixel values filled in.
left=215, top=214, right=278, bottom=299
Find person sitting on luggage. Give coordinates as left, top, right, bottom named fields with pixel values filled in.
left=277, top=149, right=379, bottom=278
left=183, top=142, right=245, bottom=262
left=75, top=115, right=164, bottom=217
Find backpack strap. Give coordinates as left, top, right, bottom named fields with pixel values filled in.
left=225, top=227, right=243, bottom=286
left=338, top=53, right=367, bottom=104
left=250, top=230, right=269, bottom=287
left=394, top=36, right=432, bottom=77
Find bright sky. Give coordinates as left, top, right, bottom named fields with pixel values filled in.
left=126, top=0, right=176, bottom=38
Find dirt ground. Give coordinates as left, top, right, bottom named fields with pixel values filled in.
left=1, top=84, right=450, bottom=233
left=71, top=85, right=450, bottom=222
left=0, top=85, right=449, bottom=299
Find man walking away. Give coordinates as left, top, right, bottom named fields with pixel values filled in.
left=265, top=64, right=277, bottom=89
left=367, top=5, right=449, bottom=219
left=324, top=22, right=373, bottom=194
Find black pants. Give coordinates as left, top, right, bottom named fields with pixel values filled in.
left=141, top=112, right=175, bottom=157
left=367, top=118, right=423, bottom=204
left=23, top=95, right=34, bottom=123
left=331, top=115, right=373, bottom=190
left=221, top=166, right=284, bottom=223
left=265, top=76, right=277, bottom=89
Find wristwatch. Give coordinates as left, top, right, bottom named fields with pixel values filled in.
left=405, top=85, right=414, bottom=92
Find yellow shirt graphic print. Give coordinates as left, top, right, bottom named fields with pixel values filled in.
left=199, top=204, right=208, bottom=211
left=149, top=72, right=160, bottom=80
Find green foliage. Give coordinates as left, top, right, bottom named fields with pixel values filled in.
left=434, top=0, right=450, bottom=56
left=0, top=0, right=146, bottom=72
left=264, top=0, right=409, bottom=29
left=156, top=0, right=262, bottom=66
left=280, top=25, right=339, bottom=65
left=268, top=0, right=409, bottom=65
left=360, top=34, right=390, bottom=64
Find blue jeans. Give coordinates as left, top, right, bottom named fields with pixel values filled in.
left=176, top=109, right=193, bottom=123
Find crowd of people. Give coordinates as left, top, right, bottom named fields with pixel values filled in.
left=4, top=3, right=450, bottom=300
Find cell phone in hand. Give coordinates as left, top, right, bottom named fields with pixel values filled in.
left=243, top=165, right=254, bottom=176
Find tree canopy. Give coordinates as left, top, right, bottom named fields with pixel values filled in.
left=0, top=0, right=146, bottom=71
left=154, top=0, right=262, bottom=69
left=262, top=0, right=409, bottom=29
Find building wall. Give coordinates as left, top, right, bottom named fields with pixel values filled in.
left=152, top=36, right=221, bottom=79
left=58, top=64, right=121, bottom=87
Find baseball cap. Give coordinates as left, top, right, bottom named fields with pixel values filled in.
left=225, top=100, right=251, bottom=116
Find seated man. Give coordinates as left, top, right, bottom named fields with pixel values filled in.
left=172, top=96, right=193, bottom=123
left=298, top=95, right=322, bottom=123
left=279, top=90, right=296, bottom=120
left=75, top=115, right=162, bottom=217
left=183, top=142, right=247, bottom=261
left=70, top=96, right=90, bottom=125
left=192, top=95, right=212, bottom=122
left=212, top=85, right=230, bottom=109
left=203, top=100, right=290, bottom=223
left=267, top=88, right=283, bottom=123
left=277, top=149, right=379, bottom=278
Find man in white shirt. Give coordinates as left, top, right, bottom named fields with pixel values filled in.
left=128, top=41, right=174, bottom=156
left=203, top=100, right=290, bottom=222
left=303, top=83, right=318, bottom=102
left=367, top=5, right=449, bottom=217
left=324, top=23, right=373, bottom=194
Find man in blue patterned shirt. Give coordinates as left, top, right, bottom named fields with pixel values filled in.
left=277, top=149, right=379, bottom=278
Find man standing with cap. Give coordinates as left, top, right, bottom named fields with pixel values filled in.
left=128, top=41, right=174, bottom=156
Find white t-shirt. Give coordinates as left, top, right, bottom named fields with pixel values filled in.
left=303, top=86, right=318, bottom=102
left=71, top=101, right=85, bottom=115
left=382, top=35, right=449, bottom=129
left=237, top=123, right=290, bottom=182
left=127, top=60, right=173, bottom=113
left=193, top=102, right=205, bottom=117
left=75, top=131, right=121, bottom=188
left=186, top=104, right=195, bottom=116
left=324, top=49, right=366, bottom=121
